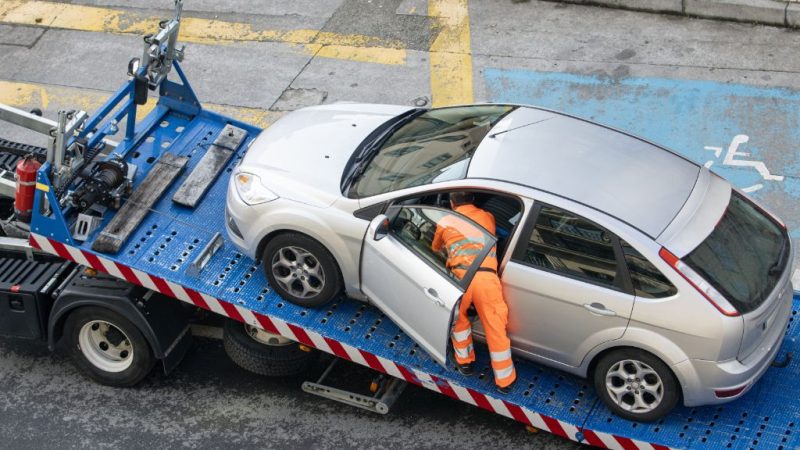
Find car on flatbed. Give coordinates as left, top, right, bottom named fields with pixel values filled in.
left=225, top=103, right=794, bottom=422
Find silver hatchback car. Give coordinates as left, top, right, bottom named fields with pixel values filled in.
left=225, top=103, right=794, bottom=421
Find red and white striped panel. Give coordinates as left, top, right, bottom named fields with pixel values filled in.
left=29, top=233, right=675, bottom=450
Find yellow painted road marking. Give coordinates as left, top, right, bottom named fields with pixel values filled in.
left=429, top=0, right=473, bottom=107
left=0, top=80, right=280, bottom=129
left=0, top=1, right=406, bottom=65
left=315, top=45, right=407, bottom=65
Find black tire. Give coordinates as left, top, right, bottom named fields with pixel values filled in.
left=593, top=348, right=680, bottom=422
left=223, top=319, right=315, bottom=377
left=63, top=307, right=155, bottom=387
left=262, top=232, right=342, bottom=308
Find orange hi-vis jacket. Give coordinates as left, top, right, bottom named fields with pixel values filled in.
left=432, top=204, right=498, bottom=278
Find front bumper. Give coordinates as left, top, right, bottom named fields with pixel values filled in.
left=224, top=177, right=266, bottom=260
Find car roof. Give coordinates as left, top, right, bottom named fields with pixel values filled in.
left=467, top=106, right=700, bottom=238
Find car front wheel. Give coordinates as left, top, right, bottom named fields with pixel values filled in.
left=593, top=348, right=680, bottom=422
left=263, top=232, right=342, bottom=308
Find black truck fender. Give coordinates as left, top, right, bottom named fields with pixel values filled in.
left=48, top=268, right=193, bottom=374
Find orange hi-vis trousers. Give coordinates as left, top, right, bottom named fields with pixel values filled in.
left=451, top=270, right=517, bottom=388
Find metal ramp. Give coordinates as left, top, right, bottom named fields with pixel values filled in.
left=26, top=101, right=800, bottom=449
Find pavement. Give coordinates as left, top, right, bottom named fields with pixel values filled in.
left=545, top=0, right=800, bottom=29
left=1, top=0, right=800, bottom=448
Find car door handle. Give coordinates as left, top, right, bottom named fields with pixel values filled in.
left=424, top=287, right=445, bottom=308
left=583, top=303, right=617, bottom=317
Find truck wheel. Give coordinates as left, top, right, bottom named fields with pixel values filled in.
left=593, top=348, right=680, bottom=422
left=263, top=232, right=342, bottom=308
left=223, top=319, right=315, bottom=377
left=64, top=307, right=155, bottom=387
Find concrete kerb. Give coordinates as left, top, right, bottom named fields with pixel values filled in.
left=541, top=0, right=797, bottom=28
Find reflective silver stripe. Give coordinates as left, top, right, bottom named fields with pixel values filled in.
left=490, top=349, right=512, bottom=361
left=454, top=247, right=483, bottom=257
left=452, top=328, right=472, bottom=342
left=493, top=364, right=515, bottom=380
left=454, top=344, right=474, bottom=358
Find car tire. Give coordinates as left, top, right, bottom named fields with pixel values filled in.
left=223, top=319, right=315, bottom=377
left=63, top=306, right=156, bottom=387
left=593, top=348, right=680, bottom=422
left=262, top=232, right=342, bottom=308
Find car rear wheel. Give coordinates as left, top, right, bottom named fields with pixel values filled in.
left=263, top=232, right=342, bottom=308
left=593, top=348, right=680, bottom=422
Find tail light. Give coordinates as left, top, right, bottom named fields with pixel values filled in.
left=659, top=247, right=739, bottom=317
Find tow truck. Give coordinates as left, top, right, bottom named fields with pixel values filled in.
left=0, top=2, right=797, bottom=448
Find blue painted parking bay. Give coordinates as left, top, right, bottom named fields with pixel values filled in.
left=28, top=70, right=800, bottom=449
left=484, top=69, right=800, bottom=257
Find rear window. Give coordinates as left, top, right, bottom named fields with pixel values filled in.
left=684, top=192, right=788, bottom=314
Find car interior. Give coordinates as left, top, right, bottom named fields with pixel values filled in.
left=390, top=190, right=524, bottom=267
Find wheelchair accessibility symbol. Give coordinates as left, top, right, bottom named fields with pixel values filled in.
left=704, top=134, right=784, bottom=193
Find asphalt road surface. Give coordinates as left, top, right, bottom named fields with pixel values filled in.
left=2, top=0, right=800, bottom=448
left=0, top=333, right=577, bottom=449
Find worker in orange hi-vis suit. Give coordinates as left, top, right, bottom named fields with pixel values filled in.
left=431, top=192, right=516, bottom=393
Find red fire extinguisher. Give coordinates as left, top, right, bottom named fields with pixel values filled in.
left=14, top=155, right=41, bottom=223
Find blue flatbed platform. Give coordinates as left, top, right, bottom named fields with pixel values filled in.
left=27, top=73, right=800, bottom=450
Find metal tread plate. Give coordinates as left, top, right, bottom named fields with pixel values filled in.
left=31, top=109, right=800, bottom=450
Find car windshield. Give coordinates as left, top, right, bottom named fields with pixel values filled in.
left=349, top=105, right=515, bottom=198
left=684, top=192, right=788, bottom=314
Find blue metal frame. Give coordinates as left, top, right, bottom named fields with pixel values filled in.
left=30, top=60, right=197, bottom=242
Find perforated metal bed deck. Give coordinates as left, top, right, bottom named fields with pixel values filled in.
left=28, top=107, right=800, bottom=450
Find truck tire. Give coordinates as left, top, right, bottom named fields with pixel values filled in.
left=63, top=306, right=156, bottom=387
left=223, top=319, right=315, bottom=377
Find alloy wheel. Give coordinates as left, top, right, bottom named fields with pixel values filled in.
left=604, top=359, right=664, bottom=414
left=271, top=245, right=326, bottom=299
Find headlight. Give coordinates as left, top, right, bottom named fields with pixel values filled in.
left=234, top=172, right=278, bottom=205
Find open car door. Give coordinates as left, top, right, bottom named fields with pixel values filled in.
left=361, top=206, right=497, bottom=367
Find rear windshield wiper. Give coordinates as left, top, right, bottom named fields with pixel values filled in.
left=768, top=239, right=787, bottom=276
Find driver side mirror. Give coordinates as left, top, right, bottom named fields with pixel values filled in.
left=369, top=214, right=390, bottom=241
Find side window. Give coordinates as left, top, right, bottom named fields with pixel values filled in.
left=620, top=240, right=678, bottom=298
left=388, top=206, right=495, bottom=287
left=514, top=204, right=620, bottom=289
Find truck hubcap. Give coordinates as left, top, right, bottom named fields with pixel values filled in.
left=605, top=359, right=664, bottom=414
left=271, top=246, right=325, bottom=299
left=78, top=320, right=134, bottom=373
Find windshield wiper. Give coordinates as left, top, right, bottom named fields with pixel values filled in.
left=341, top=108, right=425, bottom=193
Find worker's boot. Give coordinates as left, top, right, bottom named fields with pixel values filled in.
left=496, top=380, right=515, bottom=395
left=456, top=362, right=474, bottom=376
